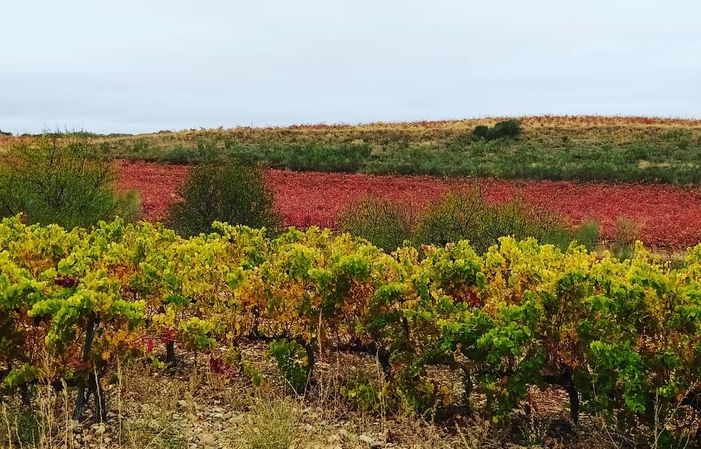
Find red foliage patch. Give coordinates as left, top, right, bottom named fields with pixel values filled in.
left=115, top=160, right=189, bottom=221
left=116, top=160, right=701, bottom=249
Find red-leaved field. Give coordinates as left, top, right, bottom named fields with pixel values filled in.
left=116, top=160, right=701, bottom=249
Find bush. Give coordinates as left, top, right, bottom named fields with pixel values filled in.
left=337, top=196, right=415, bottom=251
left=611, top=216, right=639, bottom=259
left=166, top=153, right=281, bottom=237
left=490, top=119, right=522, bottom=140
left=473, top=120, right=522, bottom=141
left=473, top=125, right=490, bottom=140
left=337, top=191, right=597, bottom=254
left=572, top=220, right=600, bottom=251
left=267, top=339, right=312, bottom=394
left=0, top=132, right=140, bottom=229
left=477, top=197, right=572, bottom=250
left=265, top=143, right=372, bottom=172
left=413, top=190, right=578, bottom=253
left=340, top=371, right=383, bottom=411
left=412, top=190, right=486, bottom=249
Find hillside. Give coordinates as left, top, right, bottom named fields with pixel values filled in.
left=4, top=115, right=701, bottom=183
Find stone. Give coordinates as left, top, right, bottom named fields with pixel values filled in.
left=359, top=433, right=383, bottom=448
left=198, top=432, right=217, bottom=446
left=94, top=423, right=107, bottom=436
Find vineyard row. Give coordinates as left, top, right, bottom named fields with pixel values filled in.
left=1, top=217, right=701, bottom=444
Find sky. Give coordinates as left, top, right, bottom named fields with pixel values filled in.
left=1, top=0, right=700, bottom=134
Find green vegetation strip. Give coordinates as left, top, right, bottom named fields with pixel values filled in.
left=90, top=120, right=701, bottom=183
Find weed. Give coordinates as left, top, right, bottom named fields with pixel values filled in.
left=236, top=398, right=298, bottom=449
left=612, top=217, right=640, bottom=259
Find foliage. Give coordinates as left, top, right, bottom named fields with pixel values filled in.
left=340, top=371, right=383, bottom=411
left=166, top=153, right=281, bottom=237
left=337, top=196, right=415, bottom=252
left=42, top=116, right=701, bottom=184
left=412, top=190, right=575, bottom=253
left=267, top=339, right=311, bottom=394
left=572, top=220, right=600, bottom=251
left=2, top=217, right=701, bottom=443
left=0, top=132, right=141, bottom=229
left=263, top=142, right=372, bottom=172
left=473, top=119, right=522, bottom=141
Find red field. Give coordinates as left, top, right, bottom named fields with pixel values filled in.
left=116, top=160, right=701, bottom=249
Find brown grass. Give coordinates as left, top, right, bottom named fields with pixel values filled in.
left=3, top=115, right=701, bottom=156
left=1, top=341, right=647, bottom=449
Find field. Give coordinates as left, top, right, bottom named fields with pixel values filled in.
left=5, top=116, right=701, bottom=449
left=117, top=160, right=701, bottom=249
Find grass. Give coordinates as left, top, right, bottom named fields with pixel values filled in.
left=0, top=341, right=636, bottom=449
left=235, top=398, right=297, bottom=449
left=2, top=116, right=698, bottom=184
left=0, top=344, right=652, bottom=449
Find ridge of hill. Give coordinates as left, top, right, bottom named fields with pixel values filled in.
left=3, top=115, right=701, bottom=183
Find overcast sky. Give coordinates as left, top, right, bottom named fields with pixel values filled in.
left=1, top=0, right=700, bottom=134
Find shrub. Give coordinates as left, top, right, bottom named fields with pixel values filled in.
left=162, top=145, right=197, bottom=165
left=118, top=189, right=143, bottom=224
left=473, top=125, right=490, bottom=140
left=265, top=143, right=372, bottom=172
left=340, top=371, right=383, bottom=411
left=412, top=190, right=486, bottom=249
left=337, top=196, right=415, bottom=251
left=572, top=220, right=600, bottom=251
left=478, top=198, right=571, bottom=249
left=473, top=119, right=522, bottom=141
left=0, top=132, right=141, bottom=229
left=166, top=153, right=281, bottom=237
left=490, top=119, right=522, bottom=140
left=611, top=216, right=639, bottom=259
left=267, top=339, right=312, bottom=394
left=414, top=190, right=577, bottom=253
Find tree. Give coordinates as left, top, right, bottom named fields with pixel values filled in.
left=0, top=132, right=140, bottom=229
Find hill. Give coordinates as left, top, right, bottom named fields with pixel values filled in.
left=3, top=115, right=701, bottom=183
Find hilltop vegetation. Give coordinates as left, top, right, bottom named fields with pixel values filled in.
left=4, top=115, right=699, bottom=184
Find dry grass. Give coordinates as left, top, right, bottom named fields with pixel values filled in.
left=3, top=115, right=701, bottom=184
left=0, top=341, right=649, bottom=449
left=3, top=115, right=701, bottom=153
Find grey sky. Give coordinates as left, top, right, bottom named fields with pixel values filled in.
left=2, top=0, right=700, bottom=134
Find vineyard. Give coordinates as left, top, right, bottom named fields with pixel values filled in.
left=3, top=118, right=701, bottom=447
left=3, top=217, right=701, bottom=447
